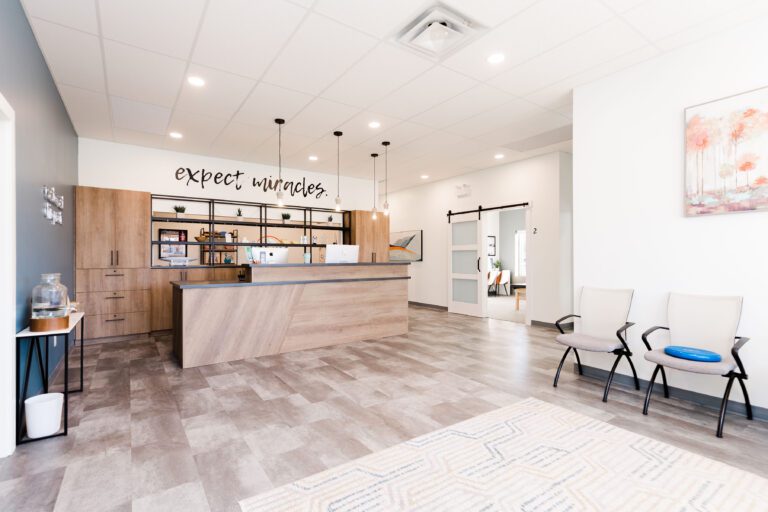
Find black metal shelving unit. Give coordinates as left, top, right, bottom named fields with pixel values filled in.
left=150, top=194, right=351, bottom=269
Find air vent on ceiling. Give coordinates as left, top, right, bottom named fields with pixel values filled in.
left=396, top=4, right=482, bottom=59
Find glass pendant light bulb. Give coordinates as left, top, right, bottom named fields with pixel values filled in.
left=372, top=207, right=377, bottom=220
left=383, top=201, right=390, bottom=216
left=334, top=196, right=341, bottom=212
left=276, top=190, right=284, bottom=207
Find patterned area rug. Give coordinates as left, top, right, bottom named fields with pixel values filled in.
left=240, top=398, right=768, bottom=511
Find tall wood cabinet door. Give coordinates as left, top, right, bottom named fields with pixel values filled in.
left=75, top=187, right=115, bottom=269
left=113, top=190, right=150, bottom=268
left=150, top=270, right=180, bottom=331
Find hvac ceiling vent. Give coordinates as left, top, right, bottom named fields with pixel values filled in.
left=396, top=4, right=482, bottom=59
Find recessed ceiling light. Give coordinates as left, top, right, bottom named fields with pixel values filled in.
left=169, top=131, right=183, bottom=139
left=494, top=153, right=504, bottom=160
left=187, top=76, right=205, bottom=87
left=420, top=175, right=429, bottom=180
left=368, top=121, right=381, bottom=129
left=487, top=53, right=505, bottom=65
left=308, top=155, right=318, bottom=161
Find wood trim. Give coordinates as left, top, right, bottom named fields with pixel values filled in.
left=246, top=263, right=406, bottom=283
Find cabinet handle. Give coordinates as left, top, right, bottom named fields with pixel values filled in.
left=105, top=296, right=125, bottom=300
left=104, top=274, right=125, bottom=277
left=116, top=250, right=119, bottom=266
left=105, top=317, right=125, bottom=322
left=110, top=250, right=114, bottom=266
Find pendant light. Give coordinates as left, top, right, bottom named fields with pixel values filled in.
left=275, top=118, right=285, bottom=207
left=381, top=141, right=390, bottom=216
left=370, top=153, right=379, bottom=220
left=334, top=130, right=343, bottom=212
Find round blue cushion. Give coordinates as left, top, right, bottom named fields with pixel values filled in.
left=664, top=345, right=722, bottom=362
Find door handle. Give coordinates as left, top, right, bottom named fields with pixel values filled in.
left=116, top=250, right=119, bottom=266
left=477, top=257, right=480, bottom=272
left=110, top=250, right=114, bottom=266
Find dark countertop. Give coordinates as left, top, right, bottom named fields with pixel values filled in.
left=171, top=275, right=410, bottom=289
left=243, top=262, right=410, bottom=268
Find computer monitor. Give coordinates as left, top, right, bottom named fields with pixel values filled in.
left=325, top=244, right=359, bottom=264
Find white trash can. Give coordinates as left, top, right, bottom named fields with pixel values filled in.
left=25, top=392, right=63, bottom=439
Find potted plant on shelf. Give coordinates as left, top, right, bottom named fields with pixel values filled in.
left=173, top=205, right=186, bottom=219
left=236, top=208, right=243, bottom=220
left=327, top=215, right=333, bottom=223
left=281, top=212, right=291, bottom=224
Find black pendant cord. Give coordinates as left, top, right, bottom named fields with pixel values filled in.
left=384, top=145, right=388, bottom=202
left=336, top=135, right=340, bottom=195
left=278, top=123, right=282, bottom=182
left=371, top=153, right=378, bottom=209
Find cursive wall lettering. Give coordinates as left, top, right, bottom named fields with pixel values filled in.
left=175, top=167, right=327, bottom=199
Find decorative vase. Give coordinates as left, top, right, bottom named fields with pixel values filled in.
left=31, top=273, right=70, bottom=331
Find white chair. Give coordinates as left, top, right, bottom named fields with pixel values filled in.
left=498, top=270, right=510, bottom=295
left=554, top=287, right=638, bottom=402
left=642, top=293, right=750, bottom=438
left=487, top=270, right=500, bottom=294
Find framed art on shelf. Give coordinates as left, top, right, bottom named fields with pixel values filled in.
left=389, top=230, right=423, bottom=262
left=159, top=229, right=188, bottom=259
left=487, top=235, right=496, bottom=256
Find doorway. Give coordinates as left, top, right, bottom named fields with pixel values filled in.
left=0, top=90, right=16, bottom=458
left=485, top=208, right=529, bottom=323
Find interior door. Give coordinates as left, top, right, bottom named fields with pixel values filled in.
left=113, top=189, right=150, bottom=268
left=448, top=214, right=487, bottom=317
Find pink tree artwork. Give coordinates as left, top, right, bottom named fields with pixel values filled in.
left=685, top=86, right=768, bottom=216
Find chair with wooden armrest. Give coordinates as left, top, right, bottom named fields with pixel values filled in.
left=641, top=292, right=750, bottom=438
left=553, top=287, right=638, bottom=402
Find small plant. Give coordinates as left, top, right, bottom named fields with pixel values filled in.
left=236, top=208, right=243, bottom=217
left=173, top=205, right=186, bottom=213
left=281, top=212, right=291, bottom=223
left=493, top=259, right=501, bottom=270
left=327, top=215, right=333, bottom=223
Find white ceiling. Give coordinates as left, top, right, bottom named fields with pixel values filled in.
left=21, top=0, right=768, bottom=191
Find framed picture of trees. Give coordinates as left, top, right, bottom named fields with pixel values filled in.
left=685, top=85, right=768, bottom=216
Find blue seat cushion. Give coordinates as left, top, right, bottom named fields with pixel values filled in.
left=664, top=345, right=722, bottom=362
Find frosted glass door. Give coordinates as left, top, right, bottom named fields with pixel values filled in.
left=448, top=215, right=486, bottom=317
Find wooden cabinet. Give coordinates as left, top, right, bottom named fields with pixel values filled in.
left=75, top=186, right=150, bottom=269
left=150, top=268, right=213, bottom=331
left=84, top=312, right=150, bottom=340
left=350, top=210, right=390, bottom=263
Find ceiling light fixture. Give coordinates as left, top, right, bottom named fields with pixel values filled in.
left=382, top=141, right=390, bottom=216
left=275, top=118, right=285, bottom=207
left=420, top=175, right=429, bottom=180
left=370, top=153, right=379, bottom=220
left=368, top=121, right=381, bottom=129
left=494, top=153, right=504, bottom=160
left=169, top=131, right=183, bottom=139
left=487, top=53, right=505, bottom=65
left=187, top=76, right=205, bottom=87
left=308, top=155, right=318, bottom=161
left=334, top=130, right=343, bottom=212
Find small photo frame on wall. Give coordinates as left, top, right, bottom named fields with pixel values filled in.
left=159, top=229, right=188, bottom=259
left=487, top=235, right=496, bottom=256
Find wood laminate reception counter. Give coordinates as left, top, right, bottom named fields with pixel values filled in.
left=171, top=262, right=410, bottom=368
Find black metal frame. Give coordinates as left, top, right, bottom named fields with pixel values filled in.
left=16, top=317, right=84, bottom=444
left=447, top=202, right=529, bottom=223
left=641, top=326, right=752, bottom=438
left=553, top=314, right=639, bottom=402
left=150, top=194, right=351, bottom=268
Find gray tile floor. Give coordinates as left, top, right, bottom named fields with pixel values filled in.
left=2, top=306, right=767, bottom=511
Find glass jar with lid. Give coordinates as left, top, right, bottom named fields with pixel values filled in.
left=31, top=273, right=69, bottom=319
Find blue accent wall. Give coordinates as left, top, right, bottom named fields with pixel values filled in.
left=1, top=1, right=78, bottom=393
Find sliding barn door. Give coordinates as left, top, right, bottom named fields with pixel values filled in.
left=448, top=213, right=487, bottom=317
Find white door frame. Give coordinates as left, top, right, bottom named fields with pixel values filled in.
left=0, top=91, right=16, bottom=458
left=447, top=213, right=487, bottom=317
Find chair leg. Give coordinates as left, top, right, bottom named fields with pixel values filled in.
left=553, top=347, right=572, bottom=388
left=625, top=353, right=640, bottom=390
left=602, top=353, right=623, bottom=403
left=504, top=283, right=509, bottom=296
left=737, top=377, right=753, bottom=421
left=717, top=375, right=736, bottom=438
left=659, top=366, right=670, bottom=398
left=573, top=348, right=583, bottom=375
left=643, top=365, right=661, bottom=415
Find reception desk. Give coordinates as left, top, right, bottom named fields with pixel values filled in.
left=171, top=263, right=409, bottom=368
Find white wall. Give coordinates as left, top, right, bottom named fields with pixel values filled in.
left=573, top=18, right=768, bottom=407
left=78, top=138, right=374, bottom=211
left=388, top=152, right=573, bottom=323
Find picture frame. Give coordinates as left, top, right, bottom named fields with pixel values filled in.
left=389, top=230, right=423, bottom=262
left=487, top=235, right=496, bottom=256
left=159, top=229, right=188, bottom=259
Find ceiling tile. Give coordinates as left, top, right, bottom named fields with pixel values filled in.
left=264, top=13, right=378, bottom=95
left=110, top=96, right=171, bottom=135
left=99, top=0, right=206, bottom=59
left=166, top=110, right=229, bottom=150
left=103, top=40, right=186, bottom=107
left=372, top=66, right=477, bottom=120
left=321, top=43, right=434, bottom=108
left=442, top=0, right=614, bottom=81
left=599, top=0, right=648, bottom=13
left=313, top=0, right=423, bottom=38
left=489, top=20, right=649, bottom=96
left=234, top=82, right=314, bottom=129
left=260, top=130, right=317, bottom=159
left=334, top=111, right=403, bottom=147
left=410, top=84, right=514, bottom=129
left=623, top=0, right=753, bottom=41
left=211, top=122, right=275, bottom=161
left=112, top=127, right=166, bottom=148
left=441, top=0, right=539, bottom=28
left=374, top=121, right=434, bottom=147
left=29, top=19, right=105, bottom=91
left=480, top=110, right=571, bottom=146
left=57, top=84, right=112, bottom=137
left=282, top=97, right=360, bottom=138
left=22, top=0, right=98, bottom=33
left=175, top=64, right=256, bottom=120
left=445, top=99, right=543, bottom=138
left=192, top=0, right=307, bottom=78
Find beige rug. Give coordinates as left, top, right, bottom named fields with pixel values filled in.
left=240, top=398, right=768, bottom=511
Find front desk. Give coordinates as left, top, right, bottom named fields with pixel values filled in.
left=171, top=262, right=410, bottom=368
